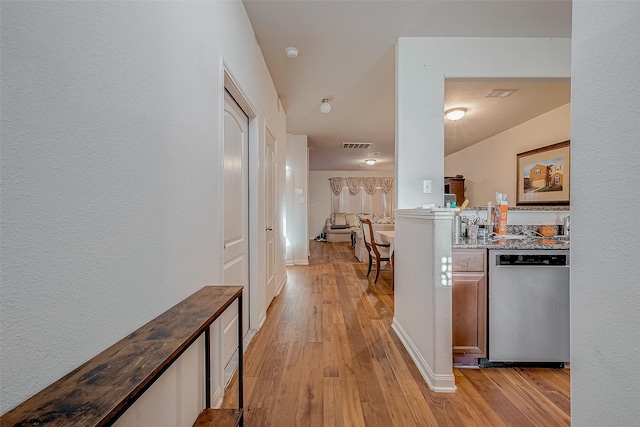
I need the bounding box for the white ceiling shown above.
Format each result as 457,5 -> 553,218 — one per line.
242,0 -> 572,171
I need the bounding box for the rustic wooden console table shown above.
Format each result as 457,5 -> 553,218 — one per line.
0,286 -> 244,427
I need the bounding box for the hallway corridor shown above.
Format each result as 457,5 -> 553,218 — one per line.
222,241 -> 570,426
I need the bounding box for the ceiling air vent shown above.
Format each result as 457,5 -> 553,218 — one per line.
342,142 -> 372,149
483,89 -> 517,98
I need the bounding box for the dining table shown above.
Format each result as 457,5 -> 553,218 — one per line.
376,229 -> 395,255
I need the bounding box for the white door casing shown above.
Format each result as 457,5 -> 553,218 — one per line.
265,127 -> 277,304
222,90 -> 250,382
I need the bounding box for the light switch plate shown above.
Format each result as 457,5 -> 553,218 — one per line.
423,180 -> 432,193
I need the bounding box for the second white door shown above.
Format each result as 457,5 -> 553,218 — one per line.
265,128 -> 276,304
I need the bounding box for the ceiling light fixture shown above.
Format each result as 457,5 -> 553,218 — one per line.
444,108 -> 467,121
365,159 -> 376,165
320,98 -> 331,114
285,47 -> 299,59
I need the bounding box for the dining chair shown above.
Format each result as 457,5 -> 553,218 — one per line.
360,218 -> 391,284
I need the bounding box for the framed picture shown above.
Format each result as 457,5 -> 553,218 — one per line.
516,140 -> 570,206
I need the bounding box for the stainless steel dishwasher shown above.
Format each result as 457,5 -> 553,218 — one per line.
487,249 -> 570,364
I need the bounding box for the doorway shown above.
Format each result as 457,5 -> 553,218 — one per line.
264,127 -> 277,303
222,89 -> 251,383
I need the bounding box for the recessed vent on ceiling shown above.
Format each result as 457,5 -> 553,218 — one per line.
342,142 -> 372,149
483,89 -> 517,98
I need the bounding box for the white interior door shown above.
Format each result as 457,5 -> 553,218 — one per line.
265,128 -> 277,303
223,90 -> 250,381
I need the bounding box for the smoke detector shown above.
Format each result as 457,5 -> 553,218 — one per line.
285,47 -> 299,59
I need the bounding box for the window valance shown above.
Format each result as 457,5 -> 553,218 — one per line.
328,176 -> 394,195
329,176 -> 395,218
329,177 -> 345,195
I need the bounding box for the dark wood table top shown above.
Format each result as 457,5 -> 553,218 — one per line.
1,285 -> 243,427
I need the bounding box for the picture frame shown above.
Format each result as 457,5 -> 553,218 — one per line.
516,140 -> 570,206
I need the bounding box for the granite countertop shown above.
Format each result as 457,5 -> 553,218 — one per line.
453,236 -> 570,250
467,206 -> 570,211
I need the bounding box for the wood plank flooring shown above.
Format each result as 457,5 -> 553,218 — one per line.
222,241 -> 570,426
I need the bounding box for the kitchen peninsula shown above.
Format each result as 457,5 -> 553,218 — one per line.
391,206 -> 570,392
451,209 -> 570,368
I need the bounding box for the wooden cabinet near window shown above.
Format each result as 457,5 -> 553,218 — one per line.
452,249 -> 486,359
444,177 -> 465,205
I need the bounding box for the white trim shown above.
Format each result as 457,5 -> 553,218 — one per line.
211,386 -> 224,409
392,318 -> 457,392
293,258 -> 310,266
276,272 -> 287,296
257,312 -> 267,330
222,62 -> 261,331
223,66 -> 258,119
221,60 -> 262,408
395,208 -> 455,221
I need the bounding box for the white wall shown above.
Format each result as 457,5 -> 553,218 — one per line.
0,1 -> 286,417
396,37 -> 571,210
285,135 -> 309,265
308,170 -> 394,238
571,2 -> 640,424
445,103 -> 571,207
395,37 -> 571,391
392,209 -> 456,392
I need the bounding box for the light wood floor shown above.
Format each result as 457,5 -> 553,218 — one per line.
222,241 -> 570,426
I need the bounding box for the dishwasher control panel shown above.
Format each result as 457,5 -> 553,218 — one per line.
497,253 -> 567,266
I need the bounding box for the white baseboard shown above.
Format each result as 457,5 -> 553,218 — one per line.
211,386 -> 224,408
391,318 -> 457,393
293,258 -> 309,266
257,311 -> 266,329
276,273 -> 287,296
223,328 -> 258,387
286,260 -> 295,266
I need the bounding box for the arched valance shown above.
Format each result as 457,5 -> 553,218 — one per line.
363,177 -> 378,194
346,177 -> 362,194
379,177 -> 394,193
329,177 -> 345,195
328,176 -> 395,218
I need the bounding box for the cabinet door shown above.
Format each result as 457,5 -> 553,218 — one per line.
452,271 -> 486,357
444,178 -> 465,205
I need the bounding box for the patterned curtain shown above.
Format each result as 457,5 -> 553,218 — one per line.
329,176 -> 395,217
346,177 -> 362,194
379,177 -> 394,193
363,177 -> 378,194
329,177 -> 345,195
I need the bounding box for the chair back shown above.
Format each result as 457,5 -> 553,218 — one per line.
361,218 -> 374,248
361,218 -> 389,258
360,218 -> 391,284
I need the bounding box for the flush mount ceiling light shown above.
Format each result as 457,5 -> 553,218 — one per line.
365,159 -> 376,165
285,46 -> 299,59
444,108 -> 467,121
320,98 -> 331,114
